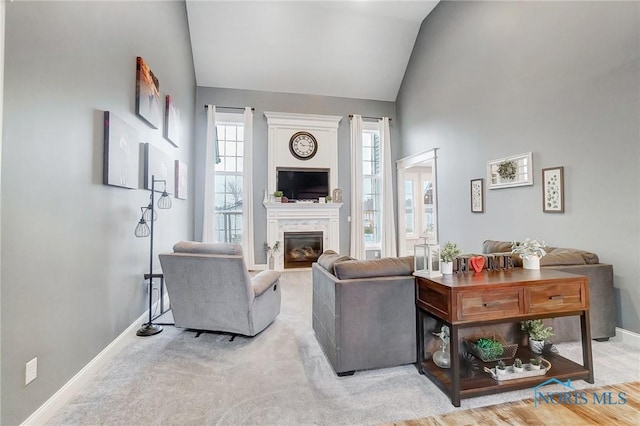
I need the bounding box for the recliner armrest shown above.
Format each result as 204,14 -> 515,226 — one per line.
252,270 -> 281,296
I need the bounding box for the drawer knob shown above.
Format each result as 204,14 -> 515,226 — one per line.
549,295 -> 564,300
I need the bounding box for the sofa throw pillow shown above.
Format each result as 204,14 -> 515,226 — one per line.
333,256 -> 414,280
317,250 -> 352,275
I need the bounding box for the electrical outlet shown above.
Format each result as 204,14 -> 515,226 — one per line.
25,357 -> 37,385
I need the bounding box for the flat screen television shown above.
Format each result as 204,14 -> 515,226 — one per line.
276,168 -> 330,201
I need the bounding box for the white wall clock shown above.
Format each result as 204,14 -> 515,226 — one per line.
289,131 -> 318,160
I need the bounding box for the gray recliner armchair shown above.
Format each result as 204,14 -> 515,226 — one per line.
159,241 -> 281,336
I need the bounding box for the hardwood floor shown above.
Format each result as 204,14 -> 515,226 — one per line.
387,381 -> 640,426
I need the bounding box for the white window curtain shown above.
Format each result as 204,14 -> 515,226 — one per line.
350,114 -> 365,259
202,104 -> 217,243
379,117 -> 397,258
242,107 -> 255,267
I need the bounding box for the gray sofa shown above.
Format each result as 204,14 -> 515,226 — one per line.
312,252 -> 417,376
159,241 -> 281,336
482,240 -> 616,342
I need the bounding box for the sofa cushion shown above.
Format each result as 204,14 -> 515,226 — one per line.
541,249 -> 587,266
333,256 -> 413,280
173,241 -> 243,256
482,240 -> 513,254
316,250 -> 352,275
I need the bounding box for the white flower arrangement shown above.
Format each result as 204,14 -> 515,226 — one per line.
511,238 -> 547,259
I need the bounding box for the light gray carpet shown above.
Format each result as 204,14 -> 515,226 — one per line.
48,271 -> 639,425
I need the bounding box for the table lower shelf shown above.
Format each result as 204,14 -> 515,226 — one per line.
418,347 -> 592,400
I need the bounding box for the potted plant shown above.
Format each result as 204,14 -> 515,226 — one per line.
529,358 -> 541,370
495,360 -> 507,376
440,242 -> 461,275
325,194 -> 332,203
513,358 -> 524,373
521,319 -> 554,353
511,238 -> 547,270
273,191 -> 283,203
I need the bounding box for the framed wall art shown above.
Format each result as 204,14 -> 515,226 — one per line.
103,111 -> 139,189
542,166 -> 564,213
135,56 -> 161,129
470,178 -> 484,213
164,95 -> 180,147
487,152 -> 533,189
143,143 -> 174,194
175,160 -> 188,200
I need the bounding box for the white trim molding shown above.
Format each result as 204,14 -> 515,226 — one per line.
20,294 -> 169,426
611,327 -> 640,350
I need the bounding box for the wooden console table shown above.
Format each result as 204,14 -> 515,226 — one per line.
415,269 -> 595,406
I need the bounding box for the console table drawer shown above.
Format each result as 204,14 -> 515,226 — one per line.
456,289 -> 522,321
525,281 -> 586,313
416,278 -> 451,319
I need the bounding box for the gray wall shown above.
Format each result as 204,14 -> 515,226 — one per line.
195,87 -> 398,262
397,1 -> 640,332
1,1 -> 195,424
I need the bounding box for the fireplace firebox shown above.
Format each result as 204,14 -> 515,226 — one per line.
284,231 -> 323,269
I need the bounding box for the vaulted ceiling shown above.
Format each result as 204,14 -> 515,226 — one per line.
186,1 -> 439,102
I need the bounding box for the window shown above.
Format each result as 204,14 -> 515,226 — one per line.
214,120 -> 244,243
362,127 -> 381,247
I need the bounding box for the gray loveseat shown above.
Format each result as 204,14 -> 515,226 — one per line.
482,240 -> 616,342
312,251 -> 416,376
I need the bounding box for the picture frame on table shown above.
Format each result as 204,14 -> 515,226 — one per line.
470,178 -> 484,213
542,166 -> 564,213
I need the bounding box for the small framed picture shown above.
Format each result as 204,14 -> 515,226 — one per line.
542,166 -> 564,213
470,178 -> 484,213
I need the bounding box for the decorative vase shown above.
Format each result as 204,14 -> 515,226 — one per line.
529,337 -> 545,354
263,190 -> 269,204
523,255 -> 540,270
268,254 -> 275,270
441,261 -> 453,275
432,343 -> 451,369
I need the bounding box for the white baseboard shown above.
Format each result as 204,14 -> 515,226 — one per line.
21,295 -> 169,426
611,327 -> 640,350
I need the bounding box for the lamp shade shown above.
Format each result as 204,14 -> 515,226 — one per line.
134,219 -> 150,237
157,191 -> 172,209
142,205 -> 157,222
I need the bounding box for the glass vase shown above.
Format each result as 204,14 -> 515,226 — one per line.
433,342 -> 451,369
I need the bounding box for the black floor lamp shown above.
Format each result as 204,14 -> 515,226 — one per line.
134,175 -> 172,337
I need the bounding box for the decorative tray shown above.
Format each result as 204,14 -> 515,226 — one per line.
484,359 -> 551,381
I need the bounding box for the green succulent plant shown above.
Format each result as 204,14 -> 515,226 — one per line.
521,319 -> 554,341
475,338 -> 504,360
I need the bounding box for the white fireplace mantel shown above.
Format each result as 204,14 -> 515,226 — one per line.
264,202 -> 343,270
